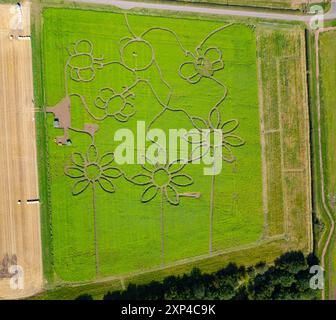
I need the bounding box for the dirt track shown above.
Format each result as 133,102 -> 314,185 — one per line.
73,0 -> 336,22
314,26 -> 336,300
0,2 -> 42,299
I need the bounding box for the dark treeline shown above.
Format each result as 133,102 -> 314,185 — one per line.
76,251 -> 319,300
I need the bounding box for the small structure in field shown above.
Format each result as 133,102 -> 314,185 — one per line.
26,199 -> 40,204
53,118 -> 60,128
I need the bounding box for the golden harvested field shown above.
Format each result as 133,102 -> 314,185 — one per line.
0,2 -> 42,299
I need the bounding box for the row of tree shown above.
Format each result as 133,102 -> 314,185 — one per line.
77,251 -> 319,300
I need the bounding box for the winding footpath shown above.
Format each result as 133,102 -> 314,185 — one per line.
314,27 -> 336,300
72,0 -> 336,299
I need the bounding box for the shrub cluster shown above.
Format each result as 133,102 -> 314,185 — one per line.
76,251 -> 319,300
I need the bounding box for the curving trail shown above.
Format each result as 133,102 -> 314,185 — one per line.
314,27 -> 336,300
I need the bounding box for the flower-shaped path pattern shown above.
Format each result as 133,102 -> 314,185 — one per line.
179,47 -> 224,84
130,160 -> 193,205
94,88 -> 136,122
67,40 -> 104,82
186,108 -> 245,163
65,144 -> 122,195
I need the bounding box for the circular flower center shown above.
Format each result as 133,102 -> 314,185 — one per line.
121,39 -> 153,71
85,163 -> 101,181
196,57 -> 213,77
153,168 -> 170,187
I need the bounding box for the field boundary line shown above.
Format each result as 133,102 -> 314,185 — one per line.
314,26 -> 336,253
314,27 -> 336,300
256,31 -> 269,239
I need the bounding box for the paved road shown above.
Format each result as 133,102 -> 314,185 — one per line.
73,0 -> 336,22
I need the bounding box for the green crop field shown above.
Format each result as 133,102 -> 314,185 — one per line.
38,7 -> 312,285
318,29 -> 336,299
319,31 -> 336,210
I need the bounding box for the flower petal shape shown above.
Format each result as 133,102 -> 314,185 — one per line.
130,173 -> 152,186
141,185 -> 158,203
72,178 -> 90,195
212,59 -> 224,72
190,143 -> 209,162
141,157 -> 157,173
94,96 -> 106,109
65,166 -> 84,178
71,152 -> 85,167
69,54 -> 92,69
78,67 -> 95,82
164,185 -> 179,205
114,112 -> 129,122
98,177 -> 115,193
86,144 -> 98,163
223,134 -> 245,147
121,102 -> 136,117
100,152 -> 114,167
221,144 -> 236,163
106,95 -> 125,116
75,39 -> 93,54
103,167 -> 122,179
186,72 -> 202,84
99,88 -> 115,102
183,129 -> 205,145
209,108 -> 221,129
221,119 -> 239,134
203,47 -> 222,63
191,116 -> 208,131
167,160 -> 186,174
70,67 -> 80,82
179,61 -> 197,81
171,174 -> 193,187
